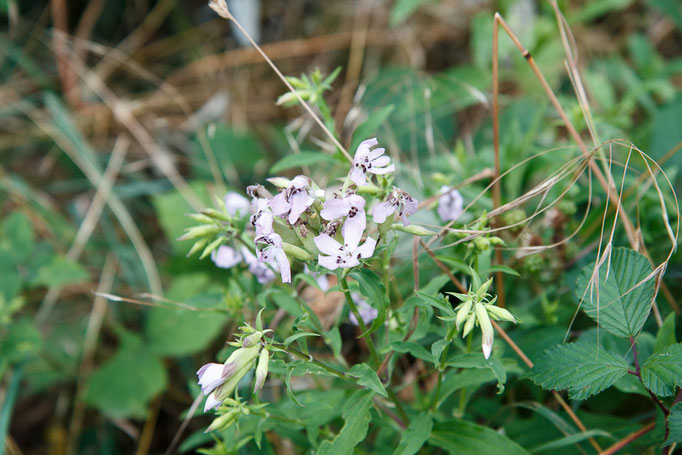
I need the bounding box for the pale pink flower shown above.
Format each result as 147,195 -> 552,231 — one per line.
255,233 -> 291,283
224,192 -> 250,217
320,194 -> 367,249
314,232 -> 376,270
438,185 -> 463,222
349,138 -> 395,186
269,176 -> 315,224
242,247 -> 277,284
348,295 -> 378,326
210,245 -> 242,269
372,188 -> 418,225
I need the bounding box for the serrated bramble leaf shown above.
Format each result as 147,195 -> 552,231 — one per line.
575,247 -> 655,337
529,341 -> 629,399
350,363 -> 387,398
640,343 -> 682,397
664,402 -> 682,446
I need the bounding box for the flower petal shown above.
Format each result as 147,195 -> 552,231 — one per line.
204,392 -> 223,412
314,234 -> 342,255
320,198 -> 350,220
367,163 -> 395,175
372,201 -> 396,224
224,192 -> 250,217
355,236 -> 376,259
369,155 -> 391,168
367,147 -> 386,161
197,363 -> 225,395
254,212 -> 274,236
342,212 -> 366,251
349,167 -> 367,186
318,254 -> 340,270
274,249 -> 291,283
269,192 -> 290,216
354,138 -> 378,159
211,246 -> 242,269
288,191 -> 313,224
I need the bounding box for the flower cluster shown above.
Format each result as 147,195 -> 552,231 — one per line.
185,137 -> 433,285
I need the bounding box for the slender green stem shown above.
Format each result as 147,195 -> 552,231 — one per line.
0,364 -> 23,455
339,276 -> 381,368
270,342 -> 350,380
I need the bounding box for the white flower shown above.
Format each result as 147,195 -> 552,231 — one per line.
242,247 -> 277,284
349,138 -> 395,186
249,196 -> 274,237
196,363 -> 225,395
348,295 -> 378,326
256,233 -> 291,283
269,175 -> 315,224
438,185 -> 463,222
211,245 -> 243,269
224,192 -> 250,217
320,194 -> 367,249
314,232 -> 376,270
372,187 -> 418,225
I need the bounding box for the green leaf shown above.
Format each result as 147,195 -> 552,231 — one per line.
85,333 -> 167,418
530,430 -> 612,453
349,269 -> 389,308
1,212 -> 34,264
415,290 -> 455,316
381,341 -> 432,362
664,402 -> 682,446
283,332 -> 320,346
640,343 -> 682,396
145,275 -> 228,357
317,390 -> 374,455
431,339 -> 449,365
395,413 -> 433,455
529,341 -> 629,399
654,313 -> 676,352
269,152 -> 338,173
30,255 -> 89,287
0,318 -> 42,373
445,353 -> 507,393
389,0 -> 436,26
429,420 -> 531,454
575,247 -> 655,337
349,363 -> 387,398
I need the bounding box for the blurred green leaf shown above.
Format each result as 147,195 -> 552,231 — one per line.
389,0 -> 436,26
349,105 -> 395,153
665,402 -> 682,446
30,255 -> 89,288
0,318 -> 42,374
269,152 -> 337,173
317,390 -> 374,455
145,274 -> 228,357
0,212 -> 34,264
654,313 -> 677,352
396,413 -> 433,455
85,333 -> 167,418
445,352 -> 507,393
430,420 -> 531,454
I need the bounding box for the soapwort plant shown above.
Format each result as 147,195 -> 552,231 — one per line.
169,1 -> 681,454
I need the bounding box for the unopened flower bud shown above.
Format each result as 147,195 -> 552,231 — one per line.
462,312 -> 477,338
282,242 -> 312,261
485,304 -> 517,323
254,349 -> 270,393
455,300 -> 473,331
475,302 -> 494,359
391,224 -> 437,236
206,409 -> 239,432
266,177 -> 291,188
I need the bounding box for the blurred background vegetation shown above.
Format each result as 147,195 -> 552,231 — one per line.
0,0 -> 680,453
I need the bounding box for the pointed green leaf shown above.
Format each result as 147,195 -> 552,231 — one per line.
283,332 -> 320,346
640,343 -> 682,396
381,341 -> 432,362
654,313 -> 676,352
445,352 -> 507,393
415,290 -> 455,316
575,248 -> 655,337
429,420 -> 531,454
529,341 -> 629,399
317,390 -> 374,455
395,413 -> 433,455
349,363 -> 387,398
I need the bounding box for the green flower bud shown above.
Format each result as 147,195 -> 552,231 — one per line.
282,242 -> 313,261
216,342 -> 261,401
475,302 -> 494,359
391,224 -> 437,236
462,312 -> 477,338
485,304 -> 517,323
455,299 -> 473,331
254,349 -> 270,393
266,177 -> 291,188
206,409 -> 239,432
178,225 -> 220,241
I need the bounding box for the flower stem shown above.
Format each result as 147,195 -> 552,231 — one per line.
270,342 -> 350,380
